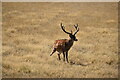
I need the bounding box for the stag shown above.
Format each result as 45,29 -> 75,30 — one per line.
50,23 -> 79,63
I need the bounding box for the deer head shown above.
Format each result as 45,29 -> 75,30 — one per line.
61,23 -> 79,41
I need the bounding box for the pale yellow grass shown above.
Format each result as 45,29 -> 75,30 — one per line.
2,2 -> 118,78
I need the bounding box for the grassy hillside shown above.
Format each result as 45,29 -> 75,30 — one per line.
2,2 -> 118,78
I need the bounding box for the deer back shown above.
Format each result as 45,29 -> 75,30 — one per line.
54,39 -> 74,52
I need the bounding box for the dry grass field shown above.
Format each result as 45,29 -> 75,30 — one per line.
2,2 -> 118,78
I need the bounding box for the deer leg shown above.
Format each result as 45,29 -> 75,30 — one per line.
50,48 -> 56,56
58,53 -> 61,60
66,51 -> 69,63
63,52 -> 65,61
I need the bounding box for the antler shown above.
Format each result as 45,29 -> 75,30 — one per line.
73,24 -> 79,35
61,23 -> 71,34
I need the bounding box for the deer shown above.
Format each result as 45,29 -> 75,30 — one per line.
50,23 -> 79,63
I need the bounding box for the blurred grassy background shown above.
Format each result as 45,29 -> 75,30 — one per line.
2,2 -> 118,78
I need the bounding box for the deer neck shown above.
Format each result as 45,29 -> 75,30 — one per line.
68,38 -> 74,44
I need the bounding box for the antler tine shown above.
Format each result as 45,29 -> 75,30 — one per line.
74,24 -> 78,28
60,23 -> 71,34
73,24 -> 79,35
61,23 -> 64,27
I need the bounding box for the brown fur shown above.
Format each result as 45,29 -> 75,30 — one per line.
54,39 -> 74,52
50,38 -> 75,63
50,23 -> 79,63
